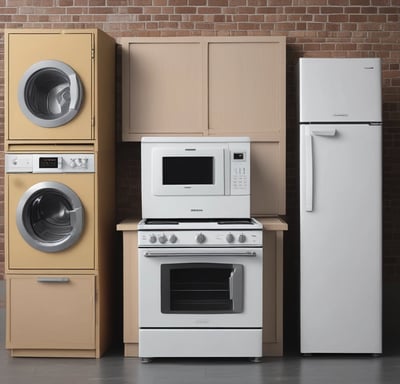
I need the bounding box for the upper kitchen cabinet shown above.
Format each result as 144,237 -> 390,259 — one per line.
120,36 -> 286,142
121,39 -> 205,141
208,37 -> 285,141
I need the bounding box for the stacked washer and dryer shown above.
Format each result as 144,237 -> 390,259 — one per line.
4,29 -> 116,358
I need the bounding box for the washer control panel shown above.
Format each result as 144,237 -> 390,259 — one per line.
5,153 -> 95,173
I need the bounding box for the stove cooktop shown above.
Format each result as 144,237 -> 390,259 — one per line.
139,218 -> 263,230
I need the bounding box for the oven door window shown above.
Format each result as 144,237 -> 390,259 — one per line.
161,263 -> 243,314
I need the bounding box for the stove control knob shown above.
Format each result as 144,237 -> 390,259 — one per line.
149,234 -> 157,244
158,234 -> 168,244
226,233 -> 235,243
169,234 -> 178,244
238,234 -> 247,243
196,233 -> 206,244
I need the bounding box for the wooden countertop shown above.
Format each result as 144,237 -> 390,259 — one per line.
116,217 -> 288,232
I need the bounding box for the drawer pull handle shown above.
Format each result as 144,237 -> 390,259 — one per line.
37,277 -> 70,283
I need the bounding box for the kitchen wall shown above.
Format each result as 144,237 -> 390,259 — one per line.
0,0 -> 399,351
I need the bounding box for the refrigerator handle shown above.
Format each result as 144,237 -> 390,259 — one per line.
305,127 -> 337,212
305,128 -> 314,212
311,127 -> 336,137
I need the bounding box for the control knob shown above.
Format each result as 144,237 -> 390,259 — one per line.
238,234 -> 247,243
158,234 -> 168,244
196,233 -> 206,244
226,233 -> 235,243
149,234 -> 157,244
169,234 -> 178,244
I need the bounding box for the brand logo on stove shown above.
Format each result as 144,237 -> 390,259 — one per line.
191,208 -> 204,212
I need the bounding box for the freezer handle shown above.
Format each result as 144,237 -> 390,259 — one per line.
311,127 -> 336,137
305,127 -> 336,212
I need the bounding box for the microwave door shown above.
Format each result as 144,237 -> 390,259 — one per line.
152,148 -> 225,196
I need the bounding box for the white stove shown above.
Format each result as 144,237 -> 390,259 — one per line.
137,218 -> 263,362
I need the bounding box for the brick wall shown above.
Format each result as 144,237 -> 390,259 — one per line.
0,2 -> 399,346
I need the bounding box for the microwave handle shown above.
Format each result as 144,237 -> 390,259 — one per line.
143,251 -> 257,258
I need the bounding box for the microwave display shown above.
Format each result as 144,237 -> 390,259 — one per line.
163,156 -> 213,185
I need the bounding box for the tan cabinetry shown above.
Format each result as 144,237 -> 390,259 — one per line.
117,217 -> 287,357
207,40 -> 285,141
122,40 -> 204,139
6,275 -> 96,357
4,29 -> 116,358
121,36 -> 286,216
259,218 -> 287,356
117,221 -> 139,356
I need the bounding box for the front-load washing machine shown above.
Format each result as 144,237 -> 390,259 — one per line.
5,153 -> 95,270
5,29 -> 115,142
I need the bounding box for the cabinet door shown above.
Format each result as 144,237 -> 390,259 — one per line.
122,39 -> 204,141
7,275 -> 95,350
208,38 -> 285,140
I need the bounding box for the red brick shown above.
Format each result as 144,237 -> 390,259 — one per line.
175,6 -> 194,13
238,22 -> 260,30
198,7 -> 221,14
328,14 -> 349,22
208,0 -> 228,6
168,0 -> 187,4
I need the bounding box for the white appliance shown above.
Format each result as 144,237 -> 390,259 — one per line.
299,58 -> 382,354
141,137 -> 250,219
137,218 -> 263,361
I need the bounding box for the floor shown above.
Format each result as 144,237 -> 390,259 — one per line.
1,280 -> 400,384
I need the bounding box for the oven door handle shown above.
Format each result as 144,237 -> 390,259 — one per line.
229,265 -> 244,313
143,251 -> 258,258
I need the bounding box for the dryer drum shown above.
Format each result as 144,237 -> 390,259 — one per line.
18,60 -> 83,128
16,181 -> 85,253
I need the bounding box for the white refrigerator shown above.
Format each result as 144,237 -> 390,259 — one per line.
299,58 -> 382,354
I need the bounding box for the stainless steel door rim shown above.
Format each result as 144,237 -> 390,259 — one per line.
16,181 -> 84,253
18,60 -> 83,128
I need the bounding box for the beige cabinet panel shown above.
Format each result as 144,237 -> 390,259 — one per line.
7,274 -> 96,350
208,39 -> 285,140
122,40 -> 204,141
259,218 -> 286,357
251,142 -> 285,216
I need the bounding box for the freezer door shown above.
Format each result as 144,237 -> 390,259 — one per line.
300,123 -> 382,353
299,58 -> 381,123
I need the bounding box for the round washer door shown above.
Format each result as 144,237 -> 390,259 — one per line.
16,181 -> 84,253
18,60 -> 83,128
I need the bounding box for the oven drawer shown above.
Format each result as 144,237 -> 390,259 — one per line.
139,248 -> 262,328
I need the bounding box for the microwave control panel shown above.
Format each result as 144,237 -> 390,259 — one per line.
230,149 -> 250,195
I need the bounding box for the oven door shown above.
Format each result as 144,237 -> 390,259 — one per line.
139,248 -> 262,328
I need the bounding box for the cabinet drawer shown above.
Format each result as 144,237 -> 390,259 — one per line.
7,275 -> 95,350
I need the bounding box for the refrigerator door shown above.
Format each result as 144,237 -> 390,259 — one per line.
300,123 -> 382,353
299,58 -> 381,123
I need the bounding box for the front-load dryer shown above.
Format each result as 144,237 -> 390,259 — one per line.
5,29 -> 115,142
5,153 -> 95,270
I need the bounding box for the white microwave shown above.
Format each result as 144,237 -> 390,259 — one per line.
141,137 -> 250,219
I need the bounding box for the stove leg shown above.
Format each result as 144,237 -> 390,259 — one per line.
249,357 -> 262,363
140,357 -> 153,363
